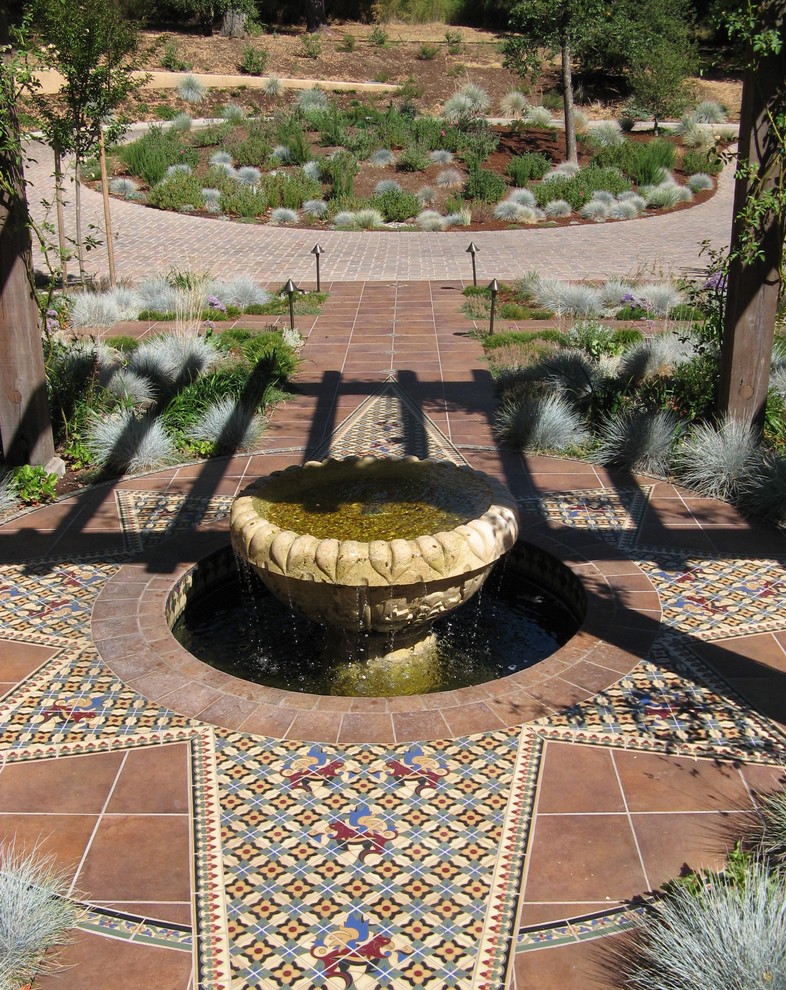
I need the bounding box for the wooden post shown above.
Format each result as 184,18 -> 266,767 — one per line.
0,44 -> 55,465
99,129 -> 116,287
718,27 -> 785,430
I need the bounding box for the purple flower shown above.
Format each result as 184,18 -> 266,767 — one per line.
46,317 -> 58,332
206,294 -> 226,313
621,292 -> 636,304
46,309 -> 58,317
704,271 -> 727,293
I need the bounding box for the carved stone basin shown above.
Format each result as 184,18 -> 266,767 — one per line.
229,456 -> 520,658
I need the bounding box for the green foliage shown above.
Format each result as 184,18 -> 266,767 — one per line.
396,144 -> 431,172
464,165 -> 507,203
639,351 -> 720,420
417,44 -> 440,60
682,149 -> 723,176
261,171 -> 322,209
161,41 -> 192,72
369,26 -> 389,47
239,44 -> 268,75
147,171 -> 204,211
507,152 -> 552,185
444,29 -> 463,54
191,123 -> 231,147
11,465 -> 58,504
373,188 -> 421,221
154,105 -> 177,121
118,127 -> 200,186
321,151 -> 359,198
591,138 -> 676,185
105,334 -> 139,352
300,33 -> 322,58
532,167 -> 632,209
338,34 -> 356,52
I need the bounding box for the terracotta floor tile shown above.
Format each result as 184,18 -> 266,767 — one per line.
692,634 -> 786,676
106,744 -> 190,815
613,751 -> 754,813
513,933 -> 621,990
0,813 -> 98,878
0,751 -> 124,814
77,815 -> 191,903
631,810 -> 750,890
34,931 -> 193,990
0,638 -> 58,680
537,743 -> 625,814
524,814 -> 646,903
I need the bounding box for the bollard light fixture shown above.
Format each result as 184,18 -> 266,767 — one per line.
466,241 -> 479,287
488,278 -> 499,335
284,278 -> 299,331
310,243 -> 324,292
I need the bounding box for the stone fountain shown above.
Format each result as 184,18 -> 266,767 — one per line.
230,456 -> 520,662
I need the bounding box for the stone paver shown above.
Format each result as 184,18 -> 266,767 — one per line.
25,138 -> 734,283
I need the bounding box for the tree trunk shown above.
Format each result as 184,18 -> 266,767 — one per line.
561,40 -> 577,164
304,0 -> 328,33
0,100 -> 55,465
99,131 -> 116,287
221,9 -> 248,38
718,37 -> 785,430
73,158 -> 87,285
53,146 -> 69,286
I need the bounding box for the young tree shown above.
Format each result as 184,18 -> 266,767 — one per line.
30,0 -> 146,284
626,0 -> 697,132
504,0 -> 622,163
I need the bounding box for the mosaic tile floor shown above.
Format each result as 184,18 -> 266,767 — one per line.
1,378 -> 786,990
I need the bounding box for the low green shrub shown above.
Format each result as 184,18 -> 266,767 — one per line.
321,151 -> 359,198
396,144 -> 431,172
682,149 -> 723,175
105,335 -> 140,352
591,138 -> 676,186
12,465 -> 58,504
533,167 -> 632,210
118,127 -> 200,186
161,41 -> 192,72
191,123 -> 231,148
464,165 -> 507,203
300,33 -> 322,58
239,44 -> 268,75
372,188 -> 421,222
147,172 -> 204,211
369,26 -> 388,47
507,153 -> 551,185
219,183 -> 270,218
417,43 -> 439,60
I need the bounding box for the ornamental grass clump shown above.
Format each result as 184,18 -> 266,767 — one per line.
508,188 -> 537,207
416,210 -> 446,231
263,76 -> 282,97
177,75 -> 206,104
165,163 -> 193,178
270,207 -> 299,225
296,87 -> 328,112
374,179 -> 401,195
587,121 -> 624,147
436,168 -> 462,189
107,368 -> 157,406
580,199 -> 608,221
188,397 -> 266,454
109,177 -> 138,198
620,858 -> 786,990
644,182 -> 693,209
69,288 -> 138,328
220,102 -> 246,124
87,410 -> 177,473
128,335 -> 216,392
607,199 -> 640,220
499,90 -> 528,117
675,416 -> 761,502
640,282 -> 684,316
136,276 -> 179,314
620,333 -> 698,381
687,173 -> 714,192
692,100 -> 727,124
738,453 -> 786,528
494,393 -> 589,452
210,276 -> 270,309
544,199 -> 572,218
523,105 -> 555,128
0,843 -> 77,988
170,113 -> 192,132
593,409 -> 682,475
429,149 -> 453,165
369,149 -> 395,168
354,208 -> 384,230
416,185 -> 436,206
303,198 -> 328,217
237,166 -> 261,186
209,150 -> 233,167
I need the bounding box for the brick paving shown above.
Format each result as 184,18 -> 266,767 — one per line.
25,139 -> 734,284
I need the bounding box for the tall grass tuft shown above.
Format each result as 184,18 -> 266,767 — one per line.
107,369 -> 157,406
302,198 -> 328,217
523,105 -> 555,128
416,185 -> 436,206
544,199 -> 572,218
370,149 -> 395,168
436,168 -> 462,188
587,121 -> 624,147
177,75 -> 206,104
416,210 -> 446,231
220,102 -> 246,124
621,858 -> 786,990
263,76 -> 282,97
644,182 -> 693,209
188,397 -> 266,453
210,276 -> 270,309
270,207 -> 299,225
620,333 -> 698,380
692,100 -> 727,124
499,91 -> 528,117
88,411 -> 177,473
640,282 -> 684,316
494,393 -> 589,452
759,788 -> 786,864
374,179 -> 402,195
170,113 -> 192,132
593,409 -> 681,475
429,149 -> 453,165
676,416 -> 761,502
739,453 -> 786,527
237,166 -> 261,186
128,335 -> 216,390
508,188 -> 537,207
687,172 -> 714,192
296,87 -> 328,112
0,843 -> 77,987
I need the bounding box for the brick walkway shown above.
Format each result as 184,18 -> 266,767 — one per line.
25,140 -> 734,284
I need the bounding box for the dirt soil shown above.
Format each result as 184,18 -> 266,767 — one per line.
135,25 -> 742,121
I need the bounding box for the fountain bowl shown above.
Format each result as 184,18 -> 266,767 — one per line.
230,456 -> 520,654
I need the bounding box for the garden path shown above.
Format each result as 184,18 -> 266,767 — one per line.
24,137 -> 734,285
